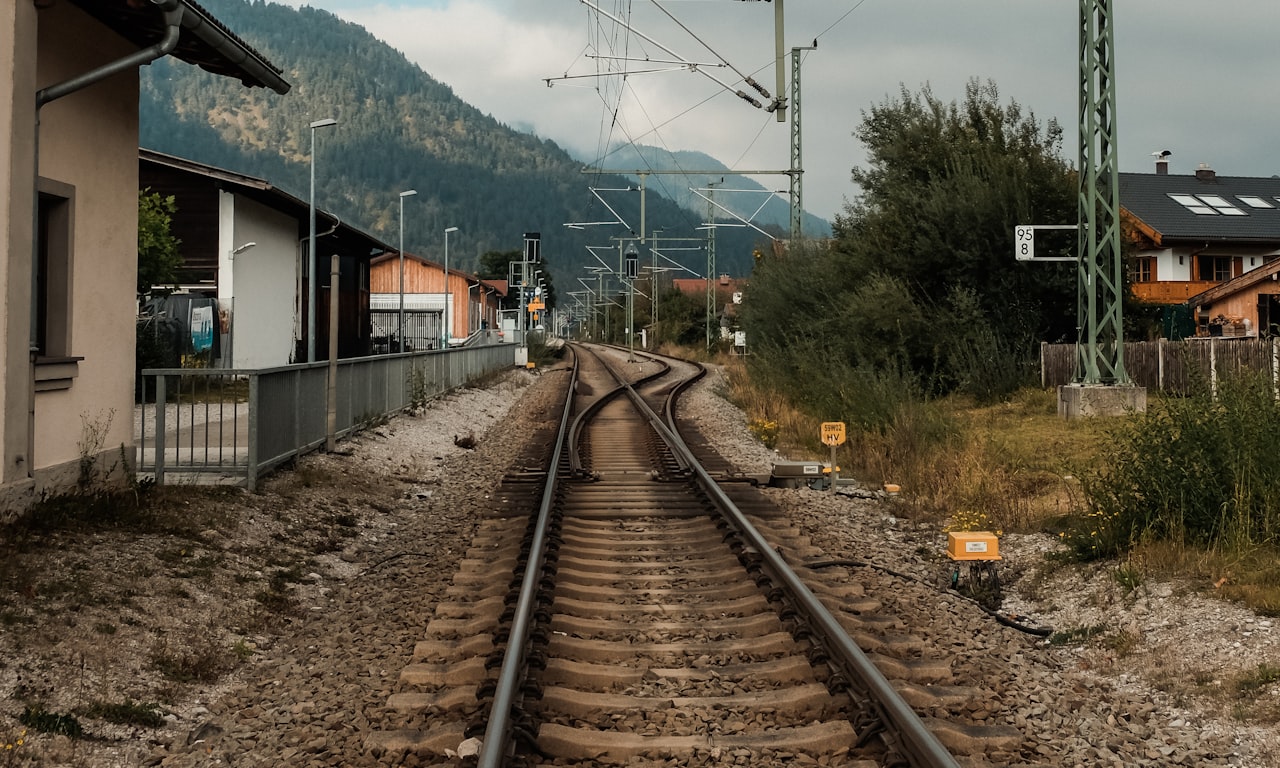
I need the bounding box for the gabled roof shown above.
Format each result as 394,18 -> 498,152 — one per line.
1121,171 -> 1280,246
1188,258 -> 1280,307
68,0 -> 289,94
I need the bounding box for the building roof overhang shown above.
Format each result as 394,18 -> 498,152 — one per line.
67,0 -> 290,94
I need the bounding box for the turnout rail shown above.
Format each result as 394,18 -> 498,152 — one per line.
368,344 -> 968,766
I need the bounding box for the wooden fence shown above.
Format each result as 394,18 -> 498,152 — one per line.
1041,338 -> 1280,393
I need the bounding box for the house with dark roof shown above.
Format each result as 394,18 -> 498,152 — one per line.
1,0 -> 287,517
1122,166 -> 1280,319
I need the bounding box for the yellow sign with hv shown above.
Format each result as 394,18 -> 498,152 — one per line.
820,421 -> 846,446
527,299 -> 545,311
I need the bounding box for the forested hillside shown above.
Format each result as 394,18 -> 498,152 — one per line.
139,0 -> 784,282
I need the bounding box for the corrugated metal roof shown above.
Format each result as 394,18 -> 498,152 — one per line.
1121,171 -> 1280,244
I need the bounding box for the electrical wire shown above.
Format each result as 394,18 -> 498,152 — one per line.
804,557 -> 1054,637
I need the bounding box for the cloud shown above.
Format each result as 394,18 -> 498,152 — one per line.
278,0 -> 1280,219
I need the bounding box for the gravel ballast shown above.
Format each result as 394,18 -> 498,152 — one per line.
1,360 -> 1278,766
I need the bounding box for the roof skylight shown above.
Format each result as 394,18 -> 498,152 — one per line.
1197,194 -> 1247,215
1168,193 -> 1249,215
1169,194 -> 1217,215
1238,195 -> 1274,209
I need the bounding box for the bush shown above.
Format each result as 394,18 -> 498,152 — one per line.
1071,371 -> 1280,559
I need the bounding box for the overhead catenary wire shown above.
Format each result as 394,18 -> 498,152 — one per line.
573,0 -> 877,240
574,0 -> 766,109
648,0 -> 771,100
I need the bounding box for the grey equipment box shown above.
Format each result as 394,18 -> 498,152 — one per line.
769,460 -> 827,489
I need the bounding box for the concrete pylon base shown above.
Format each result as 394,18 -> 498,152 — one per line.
1057,384 -> 1147,419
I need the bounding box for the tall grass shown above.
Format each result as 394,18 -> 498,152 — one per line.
721,353 -> 1103,530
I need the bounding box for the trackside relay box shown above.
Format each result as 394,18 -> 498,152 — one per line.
946,531 -> 1000,561
769,461 -> 825,489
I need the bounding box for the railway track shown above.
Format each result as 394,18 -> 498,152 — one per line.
367,344 -> 1021,766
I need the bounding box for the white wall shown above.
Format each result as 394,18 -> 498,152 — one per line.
1156,248 -> 1190,282
220,193 -> 300,369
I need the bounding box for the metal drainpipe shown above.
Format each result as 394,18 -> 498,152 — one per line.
29,0 -> 184,477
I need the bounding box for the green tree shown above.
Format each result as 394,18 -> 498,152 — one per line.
137,188 -> 182,296
744,80 -> 1076,409
478,249 -> 520,280
835,79 -> 1077,352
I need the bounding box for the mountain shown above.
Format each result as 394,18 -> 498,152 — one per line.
138,0 -> 784,286
591,145 -> 832,239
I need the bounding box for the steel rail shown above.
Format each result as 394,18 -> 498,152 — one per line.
476,347 -> 579,768
566,349 -> 671,474
631,353 -> 963,768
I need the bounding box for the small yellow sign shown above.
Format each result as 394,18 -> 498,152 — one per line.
527,299 -> 545,311
820,421 -> 846,446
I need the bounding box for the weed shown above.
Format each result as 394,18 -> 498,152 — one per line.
150,633 -> 236,684
1,727 -> 26,765
231,639 -> 255,661
19,706 -> 82,738
76,409 -> 116,490
251,566 -> 304,617
747,418 -> 779,449
0,611 -> 33,628
1114,564 -> 1143,595
1235,663 -> 1280,695
92,622 -> 117,636
1047,624 -> 1107,646
407,364 -> 430,412
945,509 -> 1002,536
78,700 -> 164,728
1103,627 -> 1142,657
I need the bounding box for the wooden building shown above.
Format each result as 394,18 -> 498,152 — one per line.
369,254 -> 503,350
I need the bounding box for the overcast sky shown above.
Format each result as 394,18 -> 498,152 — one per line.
281,0 -> 1280,223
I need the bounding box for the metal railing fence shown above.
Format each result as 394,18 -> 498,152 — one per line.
138,343 -> 516,490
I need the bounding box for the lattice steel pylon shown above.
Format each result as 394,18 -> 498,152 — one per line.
706,181 -> 719,351
1075,0 -> 1129,385
789,45 -> 805,242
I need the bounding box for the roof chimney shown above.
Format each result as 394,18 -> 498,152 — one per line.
719,274 -> 730,286
1152,149 -> 1171,175
1195,163 -> 1217,182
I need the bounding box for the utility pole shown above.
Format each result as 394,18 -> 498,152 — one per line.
705,180 -> 721,352
789,42 -> 815,242
773,0 -> 786,122
1061,0 -> 1145,417
1075,0 -> 1126,386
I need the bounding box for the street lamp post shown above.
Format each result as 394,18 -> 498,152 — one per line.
307,117 -> 337,363
398,190 -> 417,353
443,226 -> 458,348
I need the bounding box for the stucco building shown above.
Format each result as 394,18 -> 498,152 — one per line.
0,0 -> 287,517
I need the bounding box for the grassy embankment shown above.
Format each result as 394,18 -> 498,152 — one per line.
713,353 -> 1280,620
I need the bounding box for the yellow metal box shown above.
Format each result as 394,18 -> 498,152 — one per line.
947,531 -> 1000,561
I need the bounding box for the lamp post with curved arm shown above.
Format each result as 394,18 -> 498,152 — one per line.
397,190 -> 417,352
307,117 -> 336,363
443,226 -> 458,348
